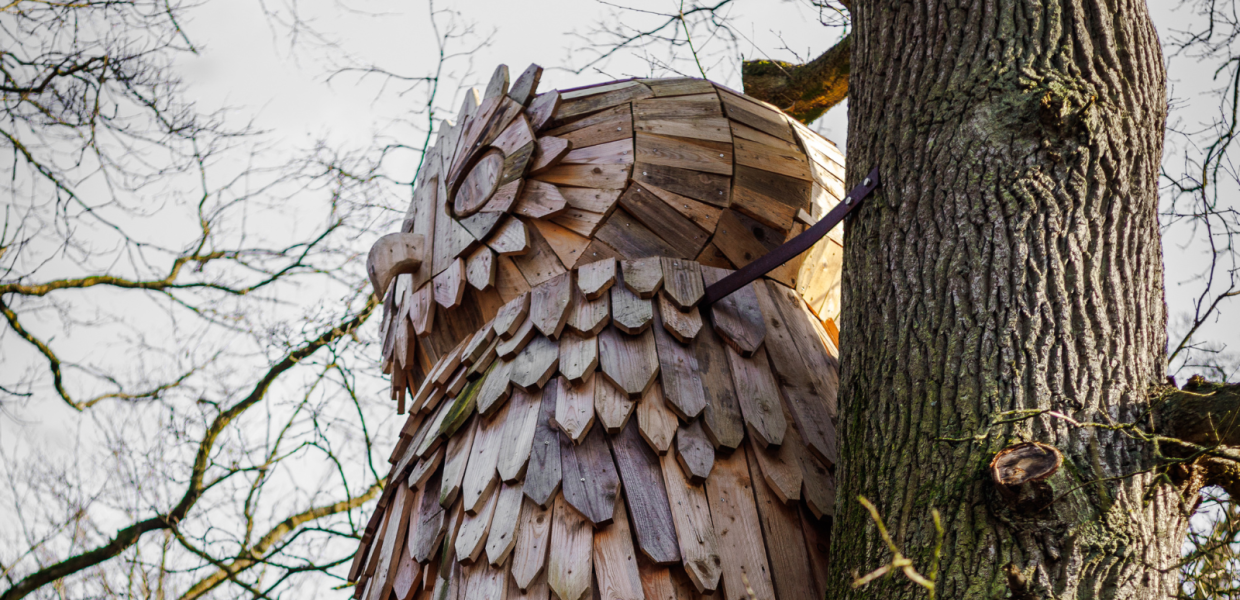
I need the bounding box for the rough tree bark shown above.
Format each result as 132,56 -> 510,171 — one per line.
830,1 -> 1184,598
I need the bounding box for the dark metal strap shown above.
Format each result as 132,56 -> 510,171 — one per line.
703,166 -> 880,305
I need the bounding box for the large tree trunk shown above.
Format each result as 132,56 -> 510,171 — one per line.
832,1 -> 1182,598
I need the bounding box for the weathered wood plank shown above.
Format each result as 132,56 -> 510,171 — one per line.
733,137 -> 813,181
373,484 -> 416,600
608,418 -> 680,566
497,387 -> 542,482
620,257 -> 663,299
592,496 -> 645,600
659,451 -> 721,594
497,317 -> 536,360
749,404 -> 801,504
461,400 -> 509,514
493,115 -> 536,157
716,87 -> 795,143
639,77 -> 715,97
593,375 -> 636,435
545,104 -> 632,148
462,324 -> 497,369
743,441 -> 817,600
529,272 -> 573,339
511,496 -> 554,591
594,208 -> 681,261
529,219 -> 591,270
527,91 -> 560,131
523,383 -> 563,508
799,442 -> 836,519
566,282 -> 610,337
563,138 -> 634,165
730,164 -> 811,232
561,188 -> 623,214
509,64 -> 543,106
704,445 -> 776,600
656,293 -> 702,343
674,419 -> 714,484
455,477 -> 501,563
764,280 -> 840,423
496,257 -> 532,304
513,180 -> 568,219
725,345 -> 787,449
529,136 -> 572,176
552,374 -> 596,443
553,81 -> 652,124
616,185 -> 710,260
650,307 -> 706,420
699,266 -> 766,356
511,222 -> 568,287
466,245 -> 497,291
476,359 -> 515,418
533,163 -> 632,190
691,322 -> 745,451
558,331 -> 599,385
609,265 -> 653,335
752,281 -> 838,465
559,420 -> 621,526
486,216 -> 532,256
494,292 -> 530,341
635,381 -> 677,455
658,258 -> 704,309
634,131 -> 732,176
484,481 -> 526,567
597,325 -> 659,399
632,162 -> 730,207
434,258 -> 467,309
411,468 -> 447,562
511,334 -> 559,392
635,181 -> 722,233
799,503 -> 831,598
409,283 -> 436,337
440,416 -> 478,508
548,492 -> 595,600
409,444 -> 444,491
550,207 -> 608,238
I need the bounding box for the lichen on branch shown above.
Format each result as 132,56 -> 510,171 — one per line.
741,34 -> 850,124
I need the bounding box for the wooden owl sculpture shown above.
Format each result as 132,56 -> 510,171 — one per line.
356,63 -> 847,600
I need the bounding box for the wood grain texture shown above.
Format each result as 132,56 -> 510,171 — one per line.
497,387 -> 542,482
799,503 -> 831,598
497,317 -> 536,360
526,90 -> 560,131
609,418 -> 680,566
592,497 -> 645,600
482,179 -> 522,214
459,209 -> 505,243
462,324 -> 496,369
716,87 -> 795,143
594,207 -> 681,261
440,416 -> 478,508
566,283 -> 610,337
548,492 -> 594,600
552,375 -> 596,443
493,115 -> 535,156
691,322 -> 744,451
476,359 -> 515,418
559,418 -> 621,527
411,468 -> 447,563
575,239 -> 624,271
408,445 -> 444,491
635,381 -> 677,455
634,180 -> 722,234
533,164 -> 631,190
522,383 -> 563,508
493,292 -> 530,341
752,281 -> 838,465
616,186 -> 710,260
553,80 -> 651,124
546,104 -> 632,150
410,284 -> 436,336
734,137 -> 812,181
634,131 -> 732,176
609,265 -> 653,335
650,307 -> 706,420
700,266 -> 766,356
656,293 -> 702,343
704,446 -> 776,600
764,280 -> 840,422
513,180 -> 568,219
484,481 -> 526,567
486,216 -> 531,256
529,136 -> 572,176
463,561 -> 507,600
710,209 -> 796,286
563,138 -> 634,165
558,330 -> 599,385
659,451 -> 721,594
461,399 -> 508,514
639,77 -> 715,97
799,442 -> 836,519
726,345 -> 787,449
511,497 -> 554,591
550,207 -> 608,239
597,326 -> 659,400
529,272 -> 572,339
561,188 -> 623,214
632,162 -> 730,208
529,219 -> 591,270
749,411 -> 802,505
511,222 -> 568,287
455,478 -> 501,563
730,164 -> 811,232
620,257 -> 663,299
674,419 -> 714,484
576,258 -> 616,300
593,374 -> 635,435
743,440 -> 817,600
373,485 -> 417,600
510,334 -> 559,392
657,258 -> 704,309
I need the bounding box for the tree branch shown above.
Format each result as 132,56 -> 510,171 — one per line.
741,33 -> 850,124
0,296 -> 379,600
1158,377 -> 1240,447
178,480 -> 382,600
